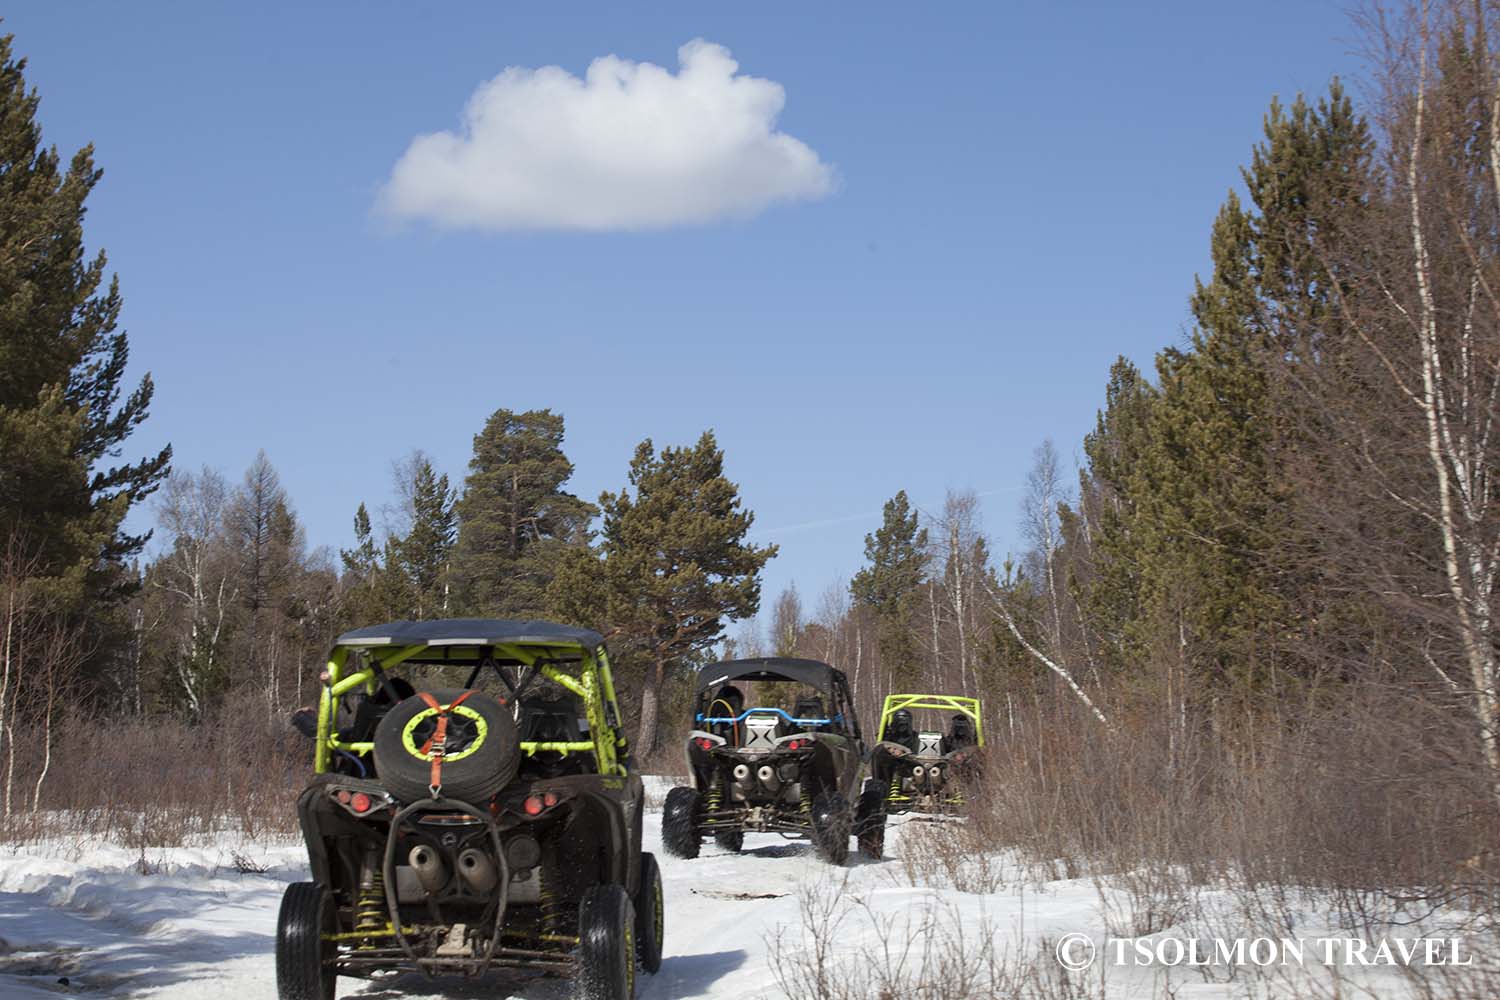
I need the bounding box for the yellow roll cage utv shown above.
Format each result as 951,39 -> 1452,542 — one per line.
875,693 -> 983,813
876,693 -> 984,745
314,624 -> 629,778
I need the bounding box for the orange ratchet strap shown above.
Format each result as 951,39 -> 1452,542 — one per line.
417,690 -> 476,797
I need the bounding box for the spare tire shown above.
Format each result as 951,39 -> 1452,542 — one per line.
372,688 -> 519,805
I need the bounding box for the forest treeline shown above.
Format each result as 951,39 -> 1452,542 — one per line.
2,3 -> 1500,901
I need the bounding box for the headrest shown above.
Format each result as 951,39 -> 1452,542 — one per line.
793,696 -> 824,718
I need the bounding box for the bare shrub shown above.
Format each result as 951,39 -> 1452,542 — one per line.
229,849 -> 270,875
989,681 -> 1490,874
768,877 -> 1106,1000
132,846 -> 163,876
0,685 -> 306,845
1093,861 -> 1196,938
1400,929 -> 1500,1000
892,816 -> 1012,895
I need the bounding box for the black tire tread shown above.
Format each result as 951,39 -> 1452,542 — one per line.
275,881 -> 335,1000
811,790 -> 850,866
577,882 -> 636,1000
633,852 -> 665,974
661,786 -> 701,859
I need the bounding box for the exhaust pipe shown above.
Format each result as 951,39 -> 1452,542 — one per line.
928,766 -> 943,785
912,764 -> 925,778
457,848 -> 499,893
756,764 -> 778,786
733,763 -> 751,782
408,844 -> 448,893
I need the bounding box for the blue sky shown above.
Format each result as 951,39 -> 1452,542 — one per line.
7,2 -> 1359,619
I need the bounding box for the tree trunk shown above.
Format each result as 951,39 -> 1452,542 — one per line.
636,658 -> 666,758
2,659 -> 15,819
0,588 -> 12,796
30,688 -> 52,813
927,584 -> 940,683
1405,37 -> 1500,807
988,582 -> 1111,728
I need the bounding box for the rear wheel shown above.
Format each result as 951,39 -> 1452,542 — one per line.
855,778 -> 887,860
810,790 -> 850,865
275,882 -> 335,1000
712,829 -> 744,853
661,786 -> 701,859
633,852 -> 664,974
577,883 -> 636,1000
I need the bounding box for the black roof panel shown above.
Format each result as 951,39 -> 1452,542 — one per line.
335,618 -> 604,650
695,657 -> 843,693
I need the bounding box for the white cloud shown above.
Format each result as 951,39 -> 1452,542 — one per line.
378,40 -> 835,232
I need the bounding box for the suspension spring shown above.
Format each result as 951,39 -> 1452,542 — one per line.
355,856 -> 386,943
538,869 -> 564,937
800,783 -> 812,815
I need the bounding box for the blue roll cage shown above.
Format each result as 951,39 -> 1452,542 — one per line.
696,706 -> 838,726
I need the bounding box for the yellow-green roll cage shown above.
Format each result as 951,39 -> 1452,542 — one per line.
314,638 -> 629,777
876,693 -> 984,746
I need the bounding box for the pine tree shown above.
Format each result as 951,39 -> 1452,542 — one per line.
1076,358 -> 1157,669
340,504 -> 379,591
228,451 -> 296,669
1084,86 -> 1372,695
549,431 -> 776,757
395,460 -> 457,618
0,34 -> 169,610
453,408 -> 594,618
338,462 -> 453,627
850,491 -> 928,690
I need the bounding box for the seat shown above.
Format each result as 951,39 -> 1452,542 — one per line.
942,715 -> 976,754
792,696 -> 826,733
707,687 -> 744,746
519,698 -> 591,777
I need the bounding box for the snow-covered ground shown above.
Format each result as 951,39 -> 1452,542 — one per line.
0,782 -> 1486,998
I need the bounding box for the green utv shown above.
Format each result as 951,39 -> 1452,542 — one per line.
861,694 -> 984,851
661,657 -> 869,865
278,619 -> 663,1000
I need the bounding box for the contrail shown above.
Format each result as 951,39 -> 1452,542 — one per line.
749,486 -> 1024,538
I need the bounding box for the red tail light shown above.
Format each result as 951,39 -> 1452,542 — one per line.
336,790 -> 351,805
543,791 -> 559,808
524,795 -> 544,816
350,792 -> 372,813
785,739 -> 808,750
694,737 -> 714,750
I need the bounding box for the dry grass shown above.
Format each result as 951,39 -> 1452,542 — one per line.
864,678 -> 1500,1000
891,816 -> 1012,896
0,688 -> 305,846
768,876 -> 1107,1000
969,683 -> 1500,913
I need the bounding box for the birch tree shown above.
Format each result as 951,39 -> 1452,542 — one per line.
154,468 -> 238,718
994,445 -> 1111,726
933,489 -> 992,694
1289,0 -> 1500,804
